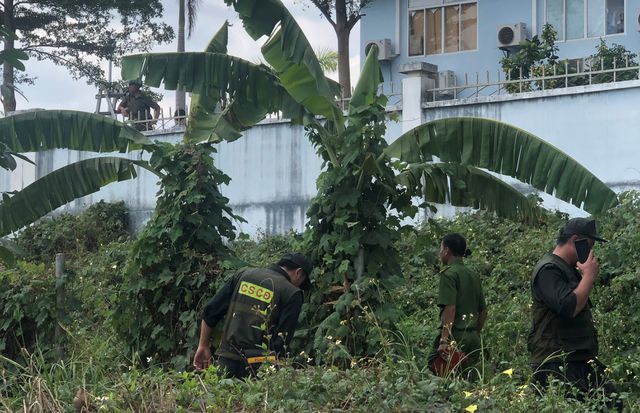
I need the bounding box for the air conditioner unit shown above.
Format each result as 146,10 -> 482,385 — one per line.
497,23 -> 527,48
364,38 -> 396,60
435,70 -> 456,100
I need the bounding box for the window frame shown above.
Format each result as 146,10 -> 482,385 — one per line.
408,0 -> 478,57
544,0 -> 626,42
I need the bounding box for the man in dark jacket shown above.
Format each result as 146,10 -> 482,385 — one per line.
192,252 -> 312,379
528,218 -> 620,410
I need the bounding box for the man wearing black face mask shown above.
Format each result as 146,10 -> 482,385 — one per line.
528,218 -> 621,410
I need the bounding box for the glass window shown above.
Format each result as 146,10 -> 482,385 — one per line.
460,3 -> 477,50
567,0 -> 585,39
587,0 -> 605,37
426,8 -> 443,54
546,0 -> 564,40
606,0 -> 624,34
409,0 -> 440,7
547,0 -> 624,40
411,1 -> 476,55
444,5 -> 460,52
409,10 -> 425,56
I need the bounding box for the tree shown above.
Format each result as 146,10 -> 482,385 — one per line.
305,0 -> 374,98
0,0 -> 174,114
121,0 -> 618,359
176,0 -> 202,115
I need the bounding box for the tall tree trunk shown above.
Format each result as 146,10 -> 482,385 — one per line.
175,0 -> 186,115
335,0 -> 351,98
3,0 -> 17,114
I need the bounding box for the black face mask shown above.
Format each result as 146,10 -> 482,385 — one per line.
574,238 -> 592,264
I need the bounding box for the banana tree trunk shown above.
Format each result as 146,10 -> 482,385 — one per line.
2,0 -> 17,114
175,0 -> 186,115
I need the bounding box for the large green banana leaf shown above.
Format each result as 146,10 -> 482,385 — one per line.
0,110 -> 149,153
121,52 -> 307,132
184,21 -> 238,143
348,44 -> 383,119
224,0 -> 343,128
397,163 -> 540,223
0,157 -> 155,237
385,117 -> 618,214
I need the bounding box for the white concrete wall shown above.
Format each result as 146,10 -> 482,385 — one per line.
2,82 -> 638,236
420,81 -> 640,215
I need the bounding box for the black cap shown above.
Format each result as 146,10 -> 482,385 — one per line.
128,79 -> 142,86
559,217 -> 608,242
281,252 -> 313,290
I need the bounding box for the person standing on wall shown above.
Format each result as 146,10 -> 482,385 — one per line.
117,79 -> 161,131
192,253 -> 312,379
528,218 -> 621,410
428,233 -> 488,376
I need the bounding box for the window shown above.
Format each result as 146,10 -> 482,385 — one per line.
546,0 -> 624,41
409,1 -> 477,56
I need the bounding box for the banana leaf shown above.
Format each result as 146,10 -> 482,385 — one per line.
385,117 -> 618,214
122,52 -> 306,140
0,110 -> 149,153
348,44 -> 383,118
0,157 -> 155,237
397,162 -> 540,223
224,0 -> 343,128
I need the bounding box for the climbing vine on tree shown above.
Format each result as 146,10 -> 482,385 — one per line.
297,52 -> 416,363
113,142 -> 242,368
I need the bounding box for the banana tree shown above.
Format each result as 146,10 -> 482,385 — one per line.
0,110 -> 155,265
119,0 -> 618,359
385,117 -> 619,216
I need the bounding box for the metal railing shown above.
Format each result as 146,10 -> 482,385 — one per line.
427,57 -> 640,103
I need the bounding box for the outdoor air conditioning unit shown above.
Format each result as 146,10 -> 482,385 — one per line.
435,70 -> 456,100
364,38 -> 396,61
497,23 -> 527,48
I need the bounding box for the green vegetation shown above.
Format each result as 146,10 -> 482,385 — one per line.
500,23 -> 638,93
2,195 -> 640,411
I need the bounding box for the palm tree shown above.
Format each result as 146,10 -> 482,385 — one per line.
176,0 -> 202,117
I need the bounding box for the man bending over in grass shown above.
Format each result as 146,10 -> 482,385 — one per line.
193,253 -> 312,379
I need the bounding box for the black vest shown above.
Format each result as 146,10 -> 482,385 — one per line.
527,253 -> 598,364
217,267 -> 300,360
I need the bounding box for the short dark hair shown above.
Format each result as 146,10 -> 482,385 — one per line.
442,233 -> 472,257
277,252 -> 313,290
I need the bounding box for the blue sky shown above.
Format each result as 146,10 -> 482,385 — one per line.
16,0 -> 361,116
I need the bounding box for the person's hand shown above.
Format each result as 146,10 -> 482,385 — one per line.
577,250 -> 599,279
437,341 -> 449,355
192,345 -> 212,371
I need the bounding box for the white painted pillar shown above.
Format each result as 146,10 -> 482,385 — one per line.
399,62 -> 437,133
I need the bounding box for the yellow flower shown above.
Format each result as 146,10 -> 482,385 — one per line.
502,368 -> 514,377
464,391 -> 473,399
465,405 -> 478,413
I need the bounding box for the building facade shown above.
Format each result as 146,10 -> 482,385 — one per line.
361,0 -> 640,211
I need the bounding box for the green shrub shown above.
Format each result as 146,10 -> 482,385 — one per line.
0,262 -> 56,360
15,201 -> 130,263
